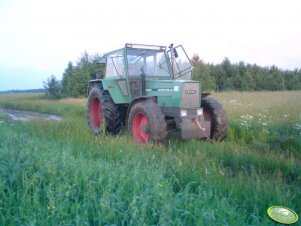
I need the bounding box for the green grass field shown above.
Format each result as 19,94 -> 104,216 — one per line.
0,91 -> 300,225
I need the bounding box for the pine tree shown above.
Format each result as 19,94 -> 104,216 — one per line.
43,75 -> 62,99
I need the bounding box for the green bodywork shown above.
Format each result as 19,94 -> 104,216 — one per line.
89,78 -> 201,108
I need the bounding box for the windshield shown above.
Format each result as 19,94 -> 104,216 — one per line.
126,50 -> 170,77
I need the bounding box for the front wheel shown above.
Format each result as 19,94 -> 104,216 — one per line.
128,100 -> 167,143
201,97 -> 228,141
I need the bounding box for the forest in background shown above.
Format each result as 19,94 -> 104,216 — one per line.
44,52 -> 301,99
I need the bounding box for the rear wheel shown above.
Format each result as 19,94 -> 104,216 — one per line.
87,86 -> 123,134
128,100 -> 167,143
102,91 -> 123,134
87,86 -> 103,134
201,97 -> 227,141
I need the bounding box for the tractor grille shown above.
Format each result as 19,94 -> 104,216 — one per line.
181,83 -> 200,108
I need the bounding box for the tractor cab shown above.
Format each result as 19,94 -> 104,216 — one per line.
99,43 -> 193,79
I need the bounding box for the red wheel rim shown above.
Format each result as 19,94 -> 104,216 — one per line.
90,97 -> 102,129
132,112 -> 149,143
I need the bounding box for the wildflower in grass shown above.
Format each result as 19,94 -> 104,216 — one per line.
219,169 -> 225,176
240,114 -> 253,120
47,203 -> 56,214
255,113 -> 272,127
240,114 -> 254,129
265,130 -> 270,134
205,168 -> 209,174
157,182 -> 163,187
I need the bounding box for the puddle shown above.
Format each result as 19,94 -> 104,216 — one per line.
0,109 -> 63,122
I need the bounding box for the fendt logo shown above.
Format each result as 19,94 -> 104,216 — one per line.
185,90 -> 196,94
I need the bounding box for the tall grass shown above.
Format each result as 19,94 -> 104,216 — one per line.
213,91 -> 301,121
0,91 -> 300,225
0,94 -> 85,117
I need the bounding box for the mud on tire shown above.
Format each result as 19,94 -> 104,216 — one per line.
201,97 -> 228,141
128,99 -> 167,143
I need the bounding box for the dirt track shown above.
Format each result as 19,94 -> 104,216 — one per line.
0,109 -> 63,121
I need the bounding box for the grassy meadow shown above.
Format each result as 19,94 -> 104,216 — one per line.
0,91 -> 300,225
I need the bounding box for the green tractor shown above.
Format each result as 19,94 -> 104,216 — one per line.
87,43 -> 227,143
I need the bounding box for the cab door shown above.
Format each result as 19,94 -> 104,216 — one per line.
168,45 -> 193,80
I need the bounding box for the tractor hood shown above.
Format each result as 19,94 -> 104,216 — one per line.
145,79 -> 201,108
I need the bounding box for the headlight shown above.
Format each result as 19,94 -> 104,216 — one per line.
180,110 -> 187,117
197,108 -> 203,116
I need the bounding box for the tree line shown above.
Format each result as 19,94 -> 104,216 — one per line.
44,52 -> 103,99
192,55 -> 301,92
44,52 -> 301,99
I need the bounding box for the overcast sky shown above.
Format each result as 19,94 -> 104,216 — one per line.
0,0 -> 300,91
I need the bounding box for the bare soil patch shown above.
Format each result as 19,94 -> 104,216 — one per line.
0,109 -> 63,121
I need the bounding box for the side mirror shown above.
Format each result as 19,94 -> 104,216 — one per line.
173,48 -> 178,58
169,43 -> 179,58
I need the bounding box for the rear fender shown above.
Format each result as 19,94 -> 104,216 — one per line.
201,92 -> 211,98
87,80 -> 103,96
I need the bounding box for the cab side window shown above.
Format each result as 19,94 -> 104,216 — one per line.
106,50 -> 124,77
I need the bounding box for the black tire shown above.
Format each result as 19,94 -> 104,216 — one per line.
128,100 -> 167,143
87,86 -> 123,134
101,91 -> 123,134
201,97 -> 227,141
